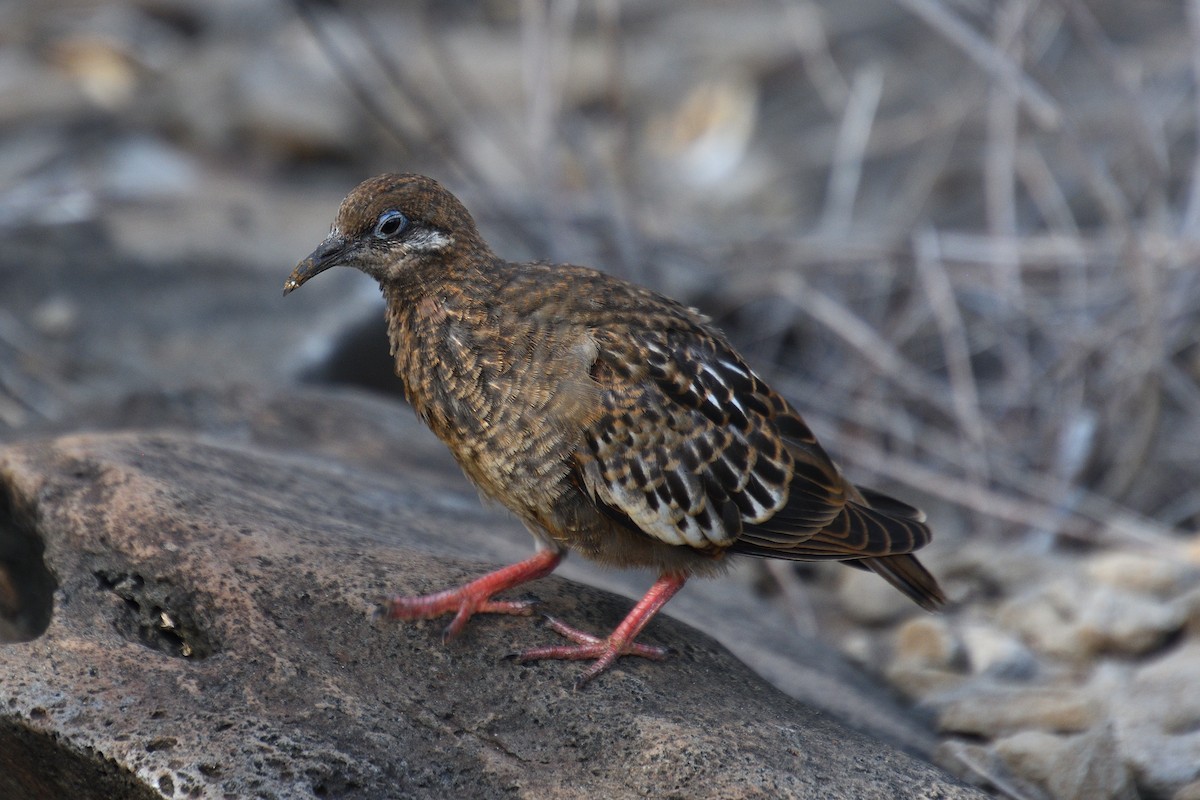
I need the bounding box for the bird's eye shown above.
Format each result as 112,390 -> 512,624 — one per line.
374,210 -> 408,239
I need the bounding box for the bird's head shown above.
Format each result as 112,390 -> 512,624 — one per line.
284,173 -> 486,294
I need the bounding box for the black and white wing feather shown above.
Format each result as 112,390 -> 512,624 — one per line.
576,306 -> 944,609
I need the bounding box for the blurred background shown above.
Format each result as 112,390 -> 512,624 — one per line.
2,1 -> 1199,797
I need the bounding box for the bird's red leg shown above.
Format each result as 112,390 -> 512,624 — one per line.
383,549 -> 563,642
518,572 -> 687,687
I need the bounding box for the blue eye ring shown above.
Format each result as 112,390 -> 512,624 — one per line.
374,210 -> 408,239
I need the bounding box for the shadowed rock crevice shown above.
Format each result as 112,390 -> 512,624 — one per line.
0,719 -> 160,800
0,475 -> 55,643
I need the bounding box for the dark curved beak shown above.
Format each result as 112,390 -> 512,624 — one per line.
283,234 -> 352,295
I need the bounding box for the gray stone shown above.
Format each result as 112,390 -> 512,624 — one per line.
934,684 -> 1097,737
886,664 -> 971,703
998,578 -> 1185,659
1110,643 -> 1200,795
102,136 -> 197,201
1084,551 -> 1194,596
958,622 -> 1037,680
892,616 -> 961,670
884,617 -> 971,702
994,726 -> 1136,800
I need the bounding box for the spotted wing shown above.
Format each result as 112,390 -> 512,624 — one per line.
578,324 -> 847,552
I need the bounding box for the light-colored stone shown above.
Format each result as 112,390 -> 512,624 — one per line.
837,629 -> 876,666
48,34 -> 140,110
1085,551 -> 1192,596
998,579 -> 1184,659
1172,585 -> 1200,634
646,74 -> 759,190
1082,661 -> 1133,711
934,739 -> 1046,800
994,726 -> 1136,800
958,623 -> 1036,679
893,615 -> 960,669
886,664 -> 969,701
30,295 -> 80,339
885,615 -> 969,701
1110,643 -> 1200,795
932,740 -> 1005,794
102,135 -> 197,201
996,579 -> 1080,659
1184,534 -> 1200,567
935,685 -> 1097,736
1077,586 -> 1186,655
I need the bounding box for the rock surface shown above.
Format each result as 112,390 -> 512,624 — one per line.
0,386 -> 981,799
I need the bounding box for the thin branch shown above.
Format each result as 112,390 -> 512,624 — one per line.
1183,0 -> 1200,236
773,271 -> 962,422
783,0 -> 850,114
291,0 -> 417,153
819,65 -> 883,237
891,0 -> 1062,129
912,229 -> 991,481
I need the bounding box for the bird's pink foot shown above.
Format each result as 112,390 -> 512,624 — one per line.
381,549 -> 562,642
516,572 -> 687,687
518,615 -> 670,687
385,590 -> 540,642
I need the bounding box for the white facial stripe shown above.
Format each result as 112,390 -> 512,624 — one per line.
404,228 -> 451,252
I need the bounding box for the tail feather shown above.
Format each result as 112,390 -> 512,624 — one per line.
861,554 -> 946,611
733,477 -> 948,611
854,485 -> 926,522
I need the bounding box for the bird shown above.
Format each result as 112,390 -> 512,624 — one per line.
284,173 -> 946,687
